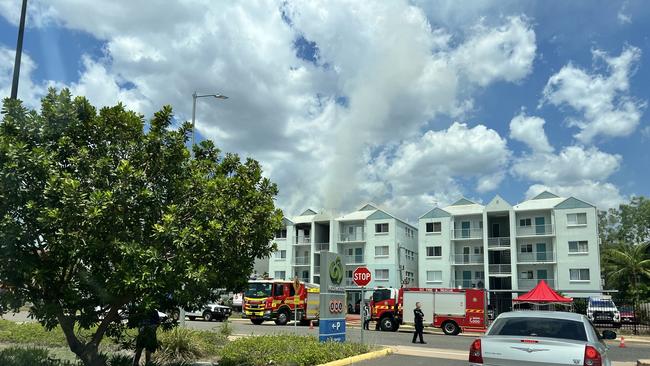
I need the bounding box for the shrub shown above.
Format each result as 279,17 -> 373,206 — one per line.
154,327 -> 225,363
219,320 -> 233,337
0,346 -> 80,366
0,320 -> 68,347
218,335 -> 371,366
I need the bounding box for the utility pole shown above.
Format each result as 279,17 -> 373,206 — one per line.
10,0 -> 28,99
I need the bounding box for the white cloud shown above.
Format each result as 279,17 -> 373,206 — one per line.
452,16 -> 536,87
526,182 -> 625,210
617,2 -> 632,24
0,46 -> 47,106
542,46 -> 646,143
509,112 -> 553,153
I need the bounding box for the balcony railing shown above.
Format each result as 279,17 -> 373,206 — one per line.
452,280 -> 485,289
451,228 -> 483,240
516,224 -> 554,236
344,278 -> 355,286
489,264 -> 512,274
314,266 -> 320,275
293,256 -> 310,265
315,242 -> 330,252
345,255 -> 365,265
519,278 -> 555,290
294,236 -> 311,245
339,233 -> 365,242
488,237 -> 511,248
517,251 -> 556,263
452,254 -> 484,264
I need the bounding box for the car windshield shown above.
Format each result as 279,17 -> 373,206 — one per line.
488,317 -> 588,341
244,283 -> 272,298
372,289 -> 391,302
590,300 -> 615,307
620,306 -> 633,312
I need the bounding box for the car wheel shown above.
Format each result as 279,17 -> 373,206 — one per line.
203,311 -> 213,322
442,321 -> 460,336
251,318 -> 264,325
380,316 -> 394,332
275,309 -> 289,325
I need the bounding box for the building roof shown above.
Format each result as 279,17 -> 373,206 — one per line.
336,203 -> 417,229
513,195 -> 566,211
443,197 -> 484,216
335,210 -> 375,222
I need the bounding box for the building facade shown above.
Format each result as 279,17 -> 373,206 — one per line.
418,192 -> 602,298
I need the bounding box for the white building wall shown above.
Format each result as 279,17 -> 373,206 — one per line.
418,215 -> 452,288
365,218 -> 397,289
268,224 -> 294,280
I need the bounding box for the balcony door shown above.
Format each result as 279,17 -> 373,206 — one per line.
535,217 -> 545,235
463,246 -> 470,263
536,242 -> 547,261
491,223 -> 499,238
462,270 -> 472,288
461,221 -> 470,238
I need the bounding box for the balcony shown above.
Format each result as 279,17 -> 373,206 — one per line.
452,280 -> 485,289
451,228 -> 483,240
315,242 -> 330,252
517,251 -> 556,263
488,237 -> 511,248
345,255 -> 365,265
293,256 -> 310,266
452,254 -> 484,265
339,233 -> 365,243
489,264 -> 512,275
314,266 -> 320,275
516,224 -> 554,237
519,278 -> 555,290
294,236 -> 311,245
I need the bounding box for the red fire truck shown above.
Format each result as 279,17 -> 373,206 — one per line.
370,287 -> 487,335
242,279 -> 320,325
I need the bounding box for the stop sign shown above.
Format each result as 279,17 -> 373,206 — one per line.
352,267 -> 372,287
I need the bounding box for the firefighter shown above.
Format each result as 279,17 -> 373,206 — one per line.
412,302 -> 426,344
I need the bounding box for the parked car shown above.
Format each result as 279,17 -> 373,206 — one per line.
586,296 -> 621,328
619,305 -> 638,324
185,303 -> 231,322
469,311 -> 616,366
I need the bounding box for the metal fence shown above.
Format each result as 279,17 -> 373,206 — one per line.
486,291 -> 650,334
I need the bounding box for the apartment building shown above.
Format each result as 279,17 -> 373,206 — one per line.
418,192 -> 602,298
267,203 -> 418,309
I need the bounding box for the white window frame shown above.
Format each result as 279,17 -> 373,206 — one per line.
426,270 -> 443,283
375,223 -> 389,234
519,270 -> 533,279
375,269 -> 389,281
519,218 -> 532,227
275,229 -> 287,239
567,213 -> 587,227
374,245 -> 389,257
568,240 -> 589,254
426,246 -> 442,258
426,221 -> 442,234
274,250 -> 287,260
520,244 -> 533,253
569,268 -> 590,282
274,271 -> 286,280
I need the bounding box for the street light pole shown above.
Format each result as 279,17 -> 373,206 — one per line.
10,0 -> 28,99
190,91 -> 228,153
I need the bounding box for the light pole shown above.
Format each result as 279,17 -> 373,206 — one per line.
10,0 -> 28,99
191,91 -> 228,150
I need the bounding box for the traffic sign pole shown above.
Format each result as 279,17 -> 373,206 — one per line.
360,287 -> 365,345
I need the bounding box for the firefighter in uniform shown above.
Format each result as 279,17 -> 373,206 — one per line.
412,302 -> 426,344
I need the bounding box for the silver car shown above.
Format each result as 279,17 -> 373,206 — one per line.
469,311 -> 616,366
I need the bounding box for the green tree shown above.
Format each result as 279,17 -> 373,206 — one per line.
603,243 -> 650,300
0,89 -> 282,366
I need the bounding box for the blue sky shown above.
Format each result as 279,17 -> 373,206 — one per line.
0,1 -> 648,222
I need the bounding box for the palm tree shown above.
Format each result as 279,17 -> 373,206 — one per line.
603,242 -> 650,300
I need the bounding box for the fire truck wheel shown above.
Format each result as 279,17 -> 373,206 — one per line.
379,316 -> 395,332
275,309 -> 290,325
251,318 -> 264,325
442,321 -> 460,335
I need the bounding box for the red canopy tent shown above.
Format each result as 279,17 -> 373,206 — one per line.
513,280 -> 572,310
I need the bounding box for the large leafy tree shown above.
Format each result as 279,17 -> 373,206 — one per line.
0,89 -> 282,366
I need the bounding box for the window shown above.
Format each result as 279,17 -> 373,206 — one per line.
519,218 -> 532,227
274,250 -> 286,259
426,246 -> 442,257
404,249 -> 415,260
570,268 -> 590,281
426,271 -> 442,283
405,227 -> 415,238
375,223 -> 389,233
488,317 -> 587,342
375,269 -> 389,280
426,222 -> 442,233
405,271 -> 414,285
475,271 -> 484,279
567,213 -> 587,226
275,229 -> 287,239
274,271 -> 286,280
375,245 -> 389,257
568,240 -> 589,253
473,247 -> 483,255
520,271 -> 533,279
520,244 -> 532,253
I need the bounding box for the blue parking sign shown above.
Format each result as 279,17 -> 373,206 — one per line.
319,318 -> 346,342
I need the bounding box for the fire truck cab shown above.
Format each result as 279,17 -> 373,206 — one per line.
243,279 -> 319,326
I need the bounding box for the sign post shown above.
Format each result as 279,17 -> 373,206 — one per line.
319,251 -> 346,342
293,276 -> 300,334
352,266 -> 372,345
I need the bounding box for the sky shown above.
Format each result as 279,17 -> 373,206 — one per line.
1,0 -> 649,223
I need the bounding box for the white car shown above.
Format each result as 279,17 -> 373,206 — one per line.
469,311 -> 616,366
185,303 -> 231,322
586,297 -> 621,327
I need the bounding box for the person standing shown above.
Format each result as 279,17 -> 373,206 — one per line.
133,308 -> 161,366
363,303 -> 371,330
412,302 -> 426,344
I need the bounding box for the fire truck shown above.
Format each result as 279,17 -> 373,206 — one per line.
242,279 -> 320,325
370,287 -> 487,335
